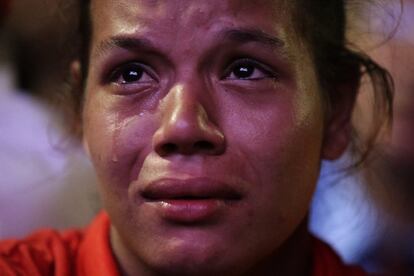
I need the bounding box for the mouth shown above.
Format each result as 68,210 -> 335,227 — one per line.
140,178 -> 242,223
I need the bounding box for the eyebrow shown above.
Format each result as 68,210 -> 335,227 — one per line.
93,28 -> 286,59
221,28 -> 285,49
94,36 -> 156,59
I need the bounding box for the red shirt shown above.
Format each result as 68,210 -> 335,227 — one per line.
0,212 -> 367,276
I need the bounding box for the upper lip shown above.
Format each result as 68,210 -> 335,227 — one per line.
140,178 -> 243,201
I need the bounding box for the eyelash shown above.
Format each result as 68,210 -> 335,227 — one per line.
108,62 -> 157,85
106,58 -> 277,87
222,58 -> 278,81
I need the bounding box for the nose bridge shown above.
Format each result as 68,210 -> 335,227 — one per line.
154,80 -> 225,156
171,81 -> 214,130
168,83 -> 203,125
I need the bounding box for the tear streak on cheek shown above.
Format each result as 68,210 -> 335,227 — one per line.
109,113 -> 160,183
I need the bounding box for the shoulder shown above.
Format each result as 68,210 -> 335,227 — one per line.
0,228 -> 83,276
312,237 -> 369,276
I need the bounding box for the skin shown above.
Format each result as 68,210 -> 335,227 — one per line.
82,0 -> 355,275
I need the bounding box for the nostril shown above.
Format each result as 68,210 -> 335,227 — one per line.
160,143 -> 178,155
157,140 -> 220,156
193,140 -> 215,152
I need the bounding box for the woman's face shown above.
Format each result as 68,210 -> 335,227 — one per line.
83,0 -> 341,274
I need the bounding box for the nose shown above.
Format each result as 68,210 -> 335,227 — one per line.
153,84 -> 225,157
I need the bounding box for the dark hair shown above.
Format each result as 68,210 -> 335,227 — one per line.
283,0 -> 394,166
70,0 -> 393,166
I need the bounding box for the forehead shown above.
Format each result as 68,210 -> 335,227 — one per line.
91,0 -> 280,20
90,0 -> 287,41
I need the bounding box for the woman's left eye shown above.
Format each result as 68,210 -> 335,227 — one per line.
224,59 -> 276,81
110,62 -> 156,85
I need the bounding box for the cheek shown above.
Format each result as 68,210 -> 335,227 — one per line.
83,97 -> 117,168
221,88 -> 324,176
83,94 -> 158,193
215,99 -> 324,257
221,91 -> 324,212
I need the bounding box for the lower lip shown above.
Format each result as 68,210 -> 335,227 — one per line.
150,199 -> 225,223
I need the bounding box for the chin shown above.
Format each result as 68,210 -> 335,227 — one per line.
151,262 -> 244,276
144,238 -> 245,276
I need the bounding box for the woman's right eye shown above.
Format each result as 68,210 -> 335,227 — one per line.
110,62 -> 156,85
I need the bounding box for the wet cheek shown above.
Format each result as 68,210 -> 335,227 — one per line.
84,107 -> 158,189
114,114 -> 159,181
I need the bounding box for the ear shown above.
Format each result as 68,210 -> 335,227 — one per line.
70,60 -> 90,155
83,137 -> 91,158
70,60 -> 82,88
322,70 -> 360,160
